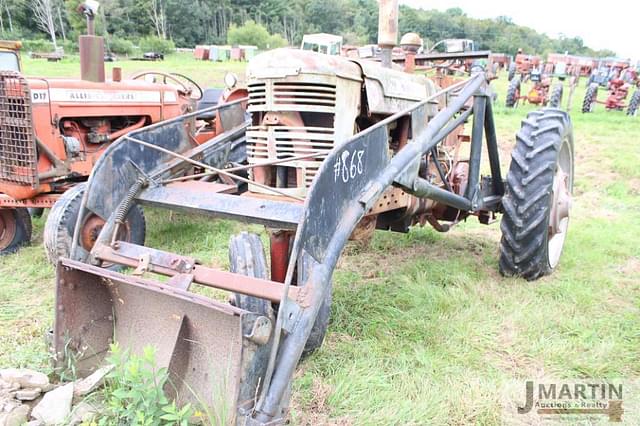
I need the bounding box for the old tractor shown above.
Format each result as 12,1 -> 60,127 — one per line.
508,51 -> 541,81
582,68 -> 640,115
52,1 -> 574,423
505,67 -> 560,108
0,2 -> 242,258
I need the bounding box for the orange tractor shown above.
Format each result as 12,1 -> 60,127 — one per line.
508,51 -> 541,81
505,67 -> 562,108
0,2 -> 246,257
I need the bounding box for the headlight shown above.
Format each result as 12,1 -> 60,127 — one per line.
224,72 -> 238,89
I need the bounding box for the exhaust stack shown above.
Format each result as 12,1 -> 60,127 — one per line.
78,1 -> 105,83
378,0 -> 399,68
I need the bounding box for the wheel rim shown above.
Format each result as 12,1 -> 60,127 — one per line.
548,140 -> 573,268
0,209 -> 17,250
80,214 -> 130,252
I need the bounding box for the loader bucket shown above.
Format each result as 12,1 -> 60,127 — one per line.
54,258 -> 272,423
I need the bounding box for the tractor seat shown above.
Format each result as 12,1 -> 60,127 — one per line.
196,88 -> 224,120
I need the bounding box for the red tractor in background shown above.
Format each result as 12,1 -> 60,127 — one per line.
505,67 -> 561,108
508,51 -> 541,81
0,2 -> 246,257
582,65 -> 640,115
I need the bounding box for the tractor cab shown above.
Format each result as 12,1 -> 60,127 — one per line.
300,33 -> 343,56
0,41 -> 21,72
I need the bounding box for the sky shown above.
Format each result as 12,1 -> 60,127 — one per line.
400,0 -> 637,60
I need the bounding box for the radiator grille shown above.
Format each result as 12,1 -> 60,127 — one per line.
248,81 -> 336,113
247,126 -> 333,187
0,71 -> 37,186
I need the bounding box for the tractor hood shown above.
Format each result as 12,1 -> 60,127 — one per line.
247,48 -> 362,82
248,48 -> 438,115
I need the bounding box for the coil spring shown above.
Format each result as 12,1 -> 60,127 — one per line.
115,176 -> 146,224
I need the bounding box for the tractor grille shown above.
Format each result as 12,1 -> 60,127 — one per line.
247,126 -> 333,187
248,81 -> 337,113
0,71 -> 37,186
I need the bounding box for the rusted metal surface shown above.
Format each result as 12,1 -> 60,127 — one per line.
79,35 -> 105,82
54,258 -> 272,422
269,231 -> 292,283
0,71 -> 38,186
0,193 -> 59,208
92,242 -> 304,304
136,182 -> 302,229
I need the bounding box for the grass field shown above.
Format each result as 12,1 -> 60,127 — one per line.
1,53 -> 639,424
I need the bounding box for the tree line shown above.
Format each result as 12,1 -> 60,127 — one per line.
0,0 -> 617,58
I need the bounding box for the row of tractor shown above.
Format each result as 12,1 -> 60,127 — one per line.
504,51 -> 639,115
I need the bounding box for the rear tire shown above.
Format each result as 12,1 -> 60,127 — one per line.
0,208 -> 32,255
582,84 -> 598,113
627,90 -> 640,116
499,108 -> 574,280
549,83 -> 563,108
505,77 -> 521,108
44,183 -> 146,265
228,232 -> 331,356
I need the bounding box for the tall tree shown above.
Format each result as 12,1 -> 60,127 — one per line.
32,0 -> 57,49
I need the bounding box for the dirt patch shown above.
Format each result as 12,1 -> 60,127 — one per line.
290,372 -> 353,426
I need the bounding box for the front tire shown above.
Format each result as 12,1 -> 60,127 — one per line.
508,62 -> 516,81
229,232 -> 331,356
582,84 -> 598,113
505,77 -> 521,108
549,83 -> 563,108
44,183 -> 146,265
0,208 -> 32,255
499,108 -> 574,280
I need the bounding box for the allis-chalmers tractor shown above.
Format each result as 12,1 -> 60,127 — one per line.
52,1 -> 575,423
0,2 -> 237,258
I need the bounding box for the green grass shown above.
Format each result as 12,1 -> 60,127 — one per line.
1,57 -> 639,424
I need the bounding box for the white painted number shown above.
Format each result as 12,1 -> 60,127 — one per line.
334,149 -> 365,183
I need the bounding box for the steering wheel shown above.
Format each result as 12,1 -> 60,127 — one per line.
130,71 -> 203,100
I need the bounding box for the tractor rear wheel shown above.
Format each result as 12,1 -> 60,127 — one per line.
505,77 -> 521,108
508,62 -> 516,81
627,90 -> 640,116
44,183 -> 146,265
499,108 -> 574,280
0,208 -> 32,255
549,83 -> 563,108
582,83 -> 598,113
229,232 -> 331,356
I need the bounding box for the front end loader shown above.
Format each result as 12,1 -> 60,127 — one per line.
52,2 -> 575,423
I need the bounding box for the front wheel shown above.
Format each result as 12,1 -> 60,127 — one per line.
0,208 -> 32,255
549,83 -> 563,108
505,77 -> 521,108
229,232 -> 331,356
44,183 -> 146,265
582,84 -> 598,113
499,108 -> 574,280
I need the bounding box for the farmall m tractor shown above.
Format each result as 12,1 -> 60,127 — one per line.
0,2 -> 241,258
52,0 -> 575,423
